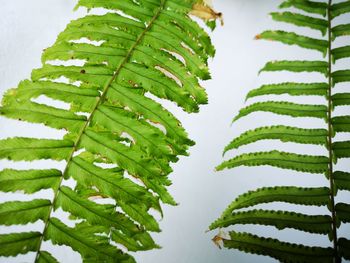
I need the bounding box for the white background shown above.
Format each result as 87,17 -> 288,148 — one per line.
0,1 -> 349,262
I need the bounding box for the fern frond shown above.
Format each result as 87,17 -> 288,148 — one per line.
0,232 -> 42,257
332,46 -> 350,62
332,116 -> 350,133
334,171 -> 350,191
220,231 -> 334,263
0,169 -> 61,194
45,218 -> 133,263
332,23 -> 350,39
217,186 -> 330,215
335,203 -> 350,223
333,141 -> 350,159
279,0 -> 328,17
332,94 -> 350,107
217,151 -> 329,174
224,126 -> 327,153
332,70 -> 350,85
233,101 -> 328,121
259,60 -> 328,75
270,12 -> 328,35
211,0 -> 350,262
0,200 -> 51,226
0,0 -> 217,261
36,251 -> 59,263
256,30 -> 328,55
211,210 -> 332,234
330,1 -> 350,18
247,82 -> 329,98
339,238 -> 350,260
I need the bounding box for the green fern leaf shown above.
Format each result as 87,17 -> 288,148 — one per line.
333,141 -> 350,159
331,1 -> 350,18
36,251 -> 59,263
0,0 -> 217,261
259,60 -> 328,75
224,126 -> 327,153
335,203 -> 350,223
217,151 -> 329,174
0,169 -> 61,194
210,210 -> 332,234
332,23 -> 350,40
332,70 -> 350,85
220,231 -> 334,263
45,218 -> 133,263
279,0 -> 328,17
339,238 -> 350,260
218,186 -> 330,217
0,137 -> 73,161
256,30 -> 328,55
270,12 -> 328,35
211,1 -> 349,261
247,82 -> 328,98
332,93 -> 350,107
334,171 -> 350,191
0,200 -> 51,226
0,232 -> 42,257
332,46 -> 350,62
233,101 -> 327,122
332,116 -> 350,133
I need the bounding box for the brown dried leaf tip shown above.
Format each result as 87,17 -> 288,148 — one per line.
190,0 -> 223,26
254,34 -> 261,40
212,229 -> 230,249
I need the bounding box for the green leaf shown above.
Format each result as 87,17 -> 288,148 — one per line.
332,93 -> 350,107
0,232 -> 41,257
0,137 -> 73,161
210,210 -> 332,234
110,228 -> 160,252
0,169 -> 61,194
335,203 -> 350,223
247,82 -> 328,98
233,101 -> 327,122
93,105 -> 175,160
334,171 -> 350,191
56,186 -> 159,251
332,70 -> 350,85
37,251 -> 59,263
339,238 -> 350,260
279,0 -> 328,17
45,218 -> 134,263
56,186 -> 159,232
80,129 -> 175,205
222,231 -> 334,263
218,186 -> 330,216
0,99 -> 86,133
224,126 -> 327,153
331,1 -> 350,19
0,0 -> 216,260
332,46 -> 350,62
259,60 -> 328,75
67,156 -> 161,226
217,150 -> 329,174
0,200 -> 51,226
106,83 -> 194,152
332,116 -> 350,133
333,141 -> 350,159
271,12 -> 328,35
256,30 -> 328,55
15,80 -> 99,113
31,64 -> 114,88
332,24 -> 350,40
